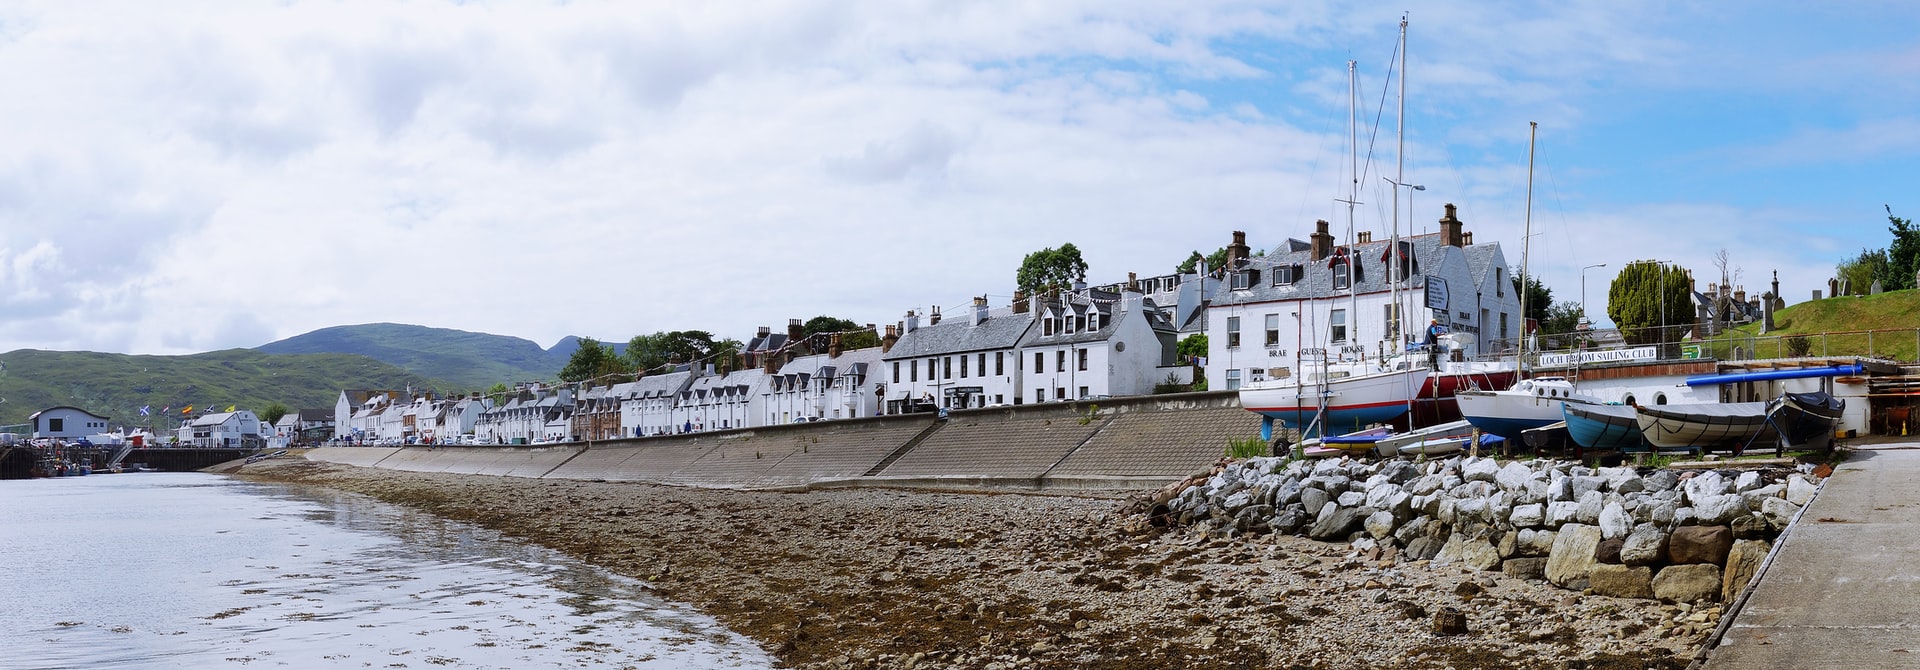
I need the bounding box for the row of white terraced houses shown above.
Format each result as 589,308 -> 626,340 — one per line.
330,211 -> 1529,443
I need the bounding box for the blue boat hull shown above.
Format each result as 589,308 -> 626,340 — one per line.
1563,404 -> 1649,451
1463,415 -> 1556,442
1247,402 -> 1416,436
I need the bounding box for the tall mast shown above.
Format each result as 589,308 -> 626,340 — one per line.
1521,121 -> 1537,372
1341,59 -> 1360,355
1392,14 -> 1407,346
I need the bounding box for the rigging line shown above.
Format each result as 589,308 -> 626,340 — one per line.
1294,83 -> 1346,230
1535,135 -> 1581,279
1356,36 -> 1402,219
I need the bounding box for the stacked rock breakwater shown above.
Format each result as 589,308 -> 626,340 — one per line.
1155,455 -> 1826,604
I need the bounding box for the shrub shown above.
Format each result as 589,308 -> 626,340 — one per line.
1785,335 -> 1813,357
1225,435 -> 1268,459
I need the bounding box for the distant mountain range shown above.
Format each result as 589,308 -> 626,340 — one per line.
0,323 -> 624,428
255,323 -> 611,389
0,348 -> 442,427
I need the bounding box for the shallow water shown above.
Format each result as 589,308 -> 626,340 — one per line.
0,473 -> 775,669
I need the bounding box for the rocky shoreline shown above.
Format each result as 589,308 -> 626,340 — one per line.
236,457 -> 1729,669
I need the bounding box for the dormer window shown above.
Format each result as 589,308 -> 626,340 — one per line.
1231,271 -> 1251,290
1333,261 -> 1350,290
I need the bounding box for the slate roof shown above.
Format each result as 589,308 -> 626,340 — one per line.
1215,231 -> 1500,306
1020,295 -> 1122,347
298,408 -> 334,422
634,370 -> 697,399
882,307 -> 1034,360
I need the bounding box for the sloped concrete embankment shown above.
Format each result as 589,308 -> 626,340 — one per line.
307,391 -> 1265,489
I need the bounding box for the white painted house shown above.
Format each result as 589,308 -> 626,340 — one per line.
681,369 -> 767,432
186,411 -> 264,449
880,298 -> 1035,413
622,370 -> 699,437
1020,287 -> 1184,403
30,406 -> 111,440
1204,211 -> 1522,391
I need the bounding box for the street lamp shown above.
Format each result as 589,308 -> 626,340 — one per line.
1580,263 -> 1606,329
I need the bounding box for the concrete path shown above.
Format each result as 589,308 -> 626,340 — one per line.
1702,440 -> 1920,669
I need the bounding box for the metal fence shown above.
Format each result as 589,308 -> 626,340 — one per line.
1479,325 -> 1920,365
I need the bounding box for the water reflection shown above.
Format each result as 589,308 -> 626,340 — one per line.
0,473 -> 774,670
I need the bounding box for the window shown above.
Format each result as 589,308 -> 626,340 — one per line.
1331,309 -> 1348,342
959,354 -> 968,378
1057,350 -> 1067,372
1496,268 -> 1505,296
910,360 -> 919,382
1226,316 -> 1241,348
1079,386 -> 1089,398
1231,271 -> 1250,290
1226,369 -> 1242,391
1035,352 -> 1044,374
1501,312 -> 1510,340
1036,389 -> 1046,403
1055,387 -> 1067,400
1077,348 -> 1088,371
995,352 -> 1004,376
978,353 -> 986,377
892,361 -> 900,384
1043,318 -> 1054,336
944,356 -> 953,379
1384,303 -> 1402,340
1333,261 -> 1350,290
1264,314 -> 1280,346
50,417 -> 63,432
1271,266 -> 1289,286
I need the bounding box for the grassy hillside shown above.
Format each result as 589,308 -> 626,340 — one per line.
1706,289 -> 1920,361
257,323 -> 564,388
0,348 -> 450,428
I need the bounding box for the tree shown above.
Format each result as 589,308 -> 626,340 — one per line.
1177,248 -> 1229,275
1537,301 -> 1585,349
1511,274 -> 1554,326
1887,205 -> 1920,291
1835,248 -> 1890,296
1015,243 -> 1089,295
803,316 -> 880,350
259,401 -> 291,427
559,336 -> 624,383
1606,260 -> 1695,346
486,382 -> 510,404
626,330 -> 721,373
1176,333 -> 1208,391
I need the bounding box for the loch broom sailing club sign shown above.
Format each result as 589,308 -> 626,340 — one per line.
1537,346 -> 1658,368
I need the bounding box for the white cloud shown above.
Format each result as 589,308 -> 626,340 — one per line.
0,0 -> 1908,357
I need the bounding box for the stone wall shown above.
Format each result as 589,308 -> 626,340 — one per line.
1158,455 -> 1822,603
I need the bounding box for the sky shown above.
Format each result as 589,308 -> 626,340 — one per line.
1,0 -> 1916,355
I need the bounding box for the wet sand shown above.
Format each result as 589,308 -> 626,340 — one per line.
238,458 -> 1701,669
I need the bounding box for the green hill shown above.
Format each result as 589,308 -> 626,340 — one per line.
0,348 -> 449,428
256,323 -> 568,388
1709,289 -> 1920,361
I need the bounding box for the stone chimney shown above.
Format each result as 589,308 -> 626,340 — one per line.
929,305 -> 942,326
1310,220 -> 1333,261
1462,231 -> 1473,246
971,296 -> 988,326
882,324 -> 900,352
904,310 -> 919,333
1012,290 -> 1028,314
787,318 -> 805,345
829,333 -> 843,358
1357,231 -> 1372,244
1227,230 -> 1251,268
1439,204 -> 1464,248
1127,272 -> 1139,292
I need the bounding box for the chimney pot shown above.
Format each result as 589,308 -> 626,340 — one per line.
1227,230 -> 1251,268
1012,290 -> 1029,314
929,305 -> 942,326
1310,220 -> 1334,261
1462,231 -> 1473,246
1439,204 -> 1464,248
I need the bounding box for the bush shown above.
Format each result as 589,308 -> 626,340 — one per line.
1225,435 -> 1268,459
1785,335 -> 1813,357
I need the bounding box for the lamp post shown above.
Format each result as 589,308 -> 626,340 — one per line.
1580,263 -> 1606,329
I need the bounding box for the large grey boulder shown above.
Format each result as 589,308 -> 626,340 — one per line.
1571,475 -> 1606,500
1546,501 -> 1581,528
1643,469 -> 1680,493
1222,490 -> 1253,514
1693,494 -> 1747,525
1760,497 -> 1802,531
1516,528 -> 1557,557
1335,491 -> 1367,508
1454,497 -> 1491,526
1437,533 -> 1502,571
1510,503 -> 1545,528
1545,523 -> 1604,590
1733,471 -> 1764,493
1548,476 -> 1575,502
1589,564 -> 1655,599
1496,462 -> 1534,492
1786,475 -> 1819,506
1271,506 -> 1312,534
1653,564 -> 1723,603
1575,490 -> 1605,525
1684,471 -> 1730,504
1309,504 -> 1373,540
1502,557 -> 1548,581
1632,499 -> 1677,525
1599,501 -> 1632,540
1300,488 -> 1330,518
1462,457 -> 1500,483
1621,524 -> 1669,566
1364,510 -> 1398,540
1408,474 -> 1446,496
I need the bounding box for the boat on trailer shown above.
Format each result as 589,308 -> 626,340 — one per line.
1771,391 -> 1844,449
1562,403 -> 1650,452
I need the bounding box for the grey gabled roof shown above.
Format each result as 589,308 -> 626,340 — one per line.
882,306 -> 1034,360
1019,296 -> 1124,347
634,370 -> 696,398
1214,231 -> 1498,307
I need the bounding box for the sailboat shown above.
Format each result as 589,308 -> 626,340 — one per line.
1455,122 -> 1600,440
1240,31 -> 1428,440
